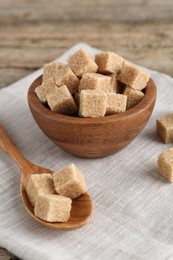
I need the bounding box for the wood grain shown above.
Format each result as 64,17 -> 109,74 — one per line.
1,21 -> 173,88
0,1 -> 173,89
0,247 -> 19,260
1,0 -> 173,23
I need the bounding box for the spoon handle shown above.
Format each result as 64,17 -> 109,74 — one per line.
0,125 -> 32,171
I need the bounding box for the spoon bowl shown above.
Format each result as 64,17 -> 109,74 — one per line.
0,125 -> 93,230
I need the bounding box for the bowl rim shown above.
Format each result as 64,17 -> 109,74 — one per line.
28,75 -> 157,125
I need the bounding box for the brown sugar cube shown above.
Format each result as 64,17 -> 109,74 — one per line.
42,61 -> 64,85
109,74 -> 119,93
47,85 -> 77,115
53,164 -> 87,199
35,84 -> 57,104
95,52 -> 124,74
157,114 -> 173,143
68,48 -> 98,77
123,86 -> 144,109
157,148 -> 173,182
106,93 -> 127,115
79,89 -> 107,118
54,67 -> 79,94
79,72 -> 111,93
26,174 -> 55,207
109,75 -> 126,94
34,194 -> 72,222
118,60 -> 150,90
35,84 -> 48,104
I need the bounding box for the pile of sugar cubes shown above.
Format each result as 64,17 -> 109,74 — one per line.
26,164 -> 87,222
157,114 -> 173,183
35,48 -> 150,117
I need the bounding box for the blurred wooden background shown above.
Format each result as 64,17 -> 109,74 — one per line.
0,0 -> 173,90
0,0 -> 173,258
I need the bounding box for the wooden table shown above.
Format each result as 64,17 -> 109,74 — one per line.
0,0 -> 173,258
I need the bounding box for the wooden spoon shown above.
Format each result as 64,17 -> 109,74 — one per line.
0,125 -> 93,230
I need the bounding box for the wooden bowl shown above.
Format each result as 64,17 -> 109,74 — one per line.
28,76 -> 156,159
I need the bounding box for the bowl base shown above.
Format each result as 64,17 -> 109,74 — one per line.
52,139 -> 131,159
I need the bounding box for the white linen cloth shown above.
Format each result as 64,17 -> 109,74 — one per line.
1,43 -> 173,260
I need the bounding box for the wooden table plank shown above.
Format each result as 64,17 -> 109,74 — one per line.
0,21 -> 173,88
0,247 -> 19,260
0,0 -> 173,23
